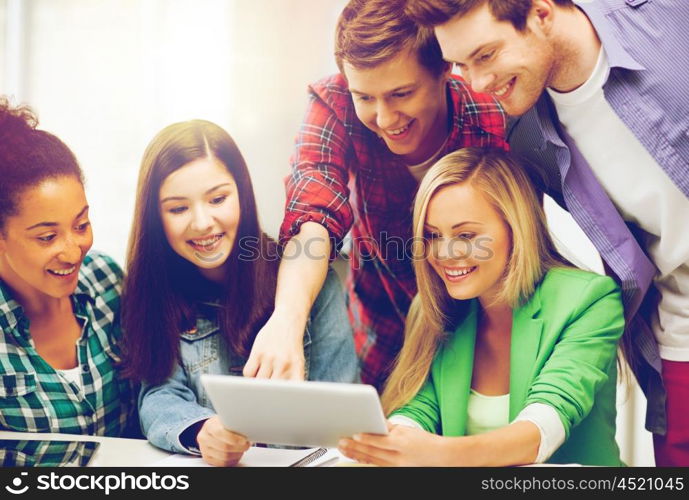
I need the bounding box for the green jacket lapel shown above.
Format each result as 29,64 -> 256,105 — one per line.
438,301 -> 477,436
439,292 -> 544,434
509,288 -> 544,419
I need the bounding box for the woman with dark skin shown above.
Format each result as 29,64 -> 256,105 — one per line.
0,98 -> 135,436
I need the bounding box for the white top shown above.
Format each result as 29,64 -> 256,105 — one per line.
58,365 -> 83,392
406,136 -> 449,182
548,48 -> 689,361
465,389 -> 510,435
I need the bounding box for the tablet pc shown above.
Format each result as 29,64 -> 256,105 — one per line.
201,375 -> 388,448
0,439 -> 100,467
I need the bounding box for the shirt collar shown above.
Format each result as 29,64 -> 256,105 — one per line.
0,280 -> 25,332
508,94 -> 567,151
0,271 -> 97,332
74,272 -> 98,304
576,0 -> 645,71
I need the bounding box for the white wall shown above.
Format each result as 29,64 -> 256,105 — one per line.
0,1 -> 5,78
3,0 -> 346,264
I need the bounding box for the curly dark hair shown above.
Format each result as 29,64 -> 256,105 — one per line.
0,96 -> 83,231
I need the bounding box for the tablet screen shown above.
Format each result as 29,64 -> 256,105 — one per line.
0,439 -> 100,467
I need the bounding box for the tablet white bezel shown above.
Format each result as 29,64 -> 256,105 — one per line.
200,375 -> 388,448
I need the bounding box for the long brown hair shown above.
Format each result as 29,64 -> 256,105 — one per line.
382,148 -> 567,413
121,120 -> 279,385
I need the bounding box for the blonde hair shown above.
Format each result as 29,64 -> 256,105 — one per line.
382,147 -> 566,413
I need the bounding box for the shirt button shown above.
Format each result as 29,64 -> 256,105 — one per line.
82,365 -> 90,373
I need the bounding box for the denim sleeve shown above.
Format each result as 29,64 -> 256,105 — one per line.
305,267 -> 359,383
138,360 -> 215,454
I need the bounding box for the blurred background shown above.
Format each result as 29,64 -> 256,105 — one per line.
0,0 -> 653,465
1,0 -> 347,262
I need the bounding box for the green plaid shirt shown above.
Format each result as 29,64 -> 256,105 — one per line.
0,251 -> 136,436
0,438 -> 99,466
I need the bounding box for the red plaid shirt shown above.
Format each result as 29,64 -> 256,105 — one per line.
280,73 -> 506,390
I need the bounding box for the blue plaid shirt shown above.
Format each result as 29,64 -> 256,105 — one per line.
0,251 -> 137,436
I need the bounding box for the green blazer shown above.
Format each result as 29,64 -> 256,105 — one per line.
394,268 -> 625,466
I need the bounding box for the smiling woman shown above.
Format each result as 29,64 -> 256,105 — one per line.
2,178 -> 91,302
0,97 -> 137,436
339,148 -> 625,466
158,157 -> 242,283
121,119 -> 358,466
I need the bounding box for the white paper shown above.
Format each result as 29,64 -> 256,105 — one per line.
149,446 -> 345,467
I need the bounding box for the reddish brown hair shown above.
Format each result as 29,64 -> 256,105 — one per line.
405,0 -> 574,31
335,0 -> 448,77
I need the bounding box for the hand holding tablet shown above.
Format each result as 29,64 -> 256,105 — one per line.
200,375 -> 388,448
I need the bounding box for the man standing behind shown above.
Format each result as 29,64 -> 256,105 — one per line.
406,0 -> 689,465
243,0 -> 505,391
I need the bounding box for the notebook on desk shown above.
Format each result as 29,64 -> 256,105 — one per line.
151,446 -> 346,467
200,375 -> 388,448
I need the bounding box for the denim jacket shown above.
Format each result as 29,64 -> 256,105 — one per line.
138,268 -> 358,454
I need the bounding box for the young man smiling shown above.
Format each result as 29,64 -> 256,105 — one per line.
406,0 -> 689,465
242,0 -> 506,391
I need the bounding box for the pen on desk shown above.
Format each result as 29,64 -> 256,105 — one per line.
290,447 -> 327,467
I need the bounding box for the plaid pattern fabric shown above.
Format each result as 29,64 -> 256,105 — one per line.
0,439 -> 99,466
0,251 -> 136,436
280,74 -> 507,389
